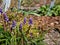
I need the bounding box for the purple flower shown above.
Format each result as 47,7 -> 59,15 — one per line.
30,33 -> 33,38
4,16 -> 9,22
0,8 -> 3,13
3,13 -> 9,22
19,23 -> 22,30
29,18 -> 33,25
12,20 -> 16,28
11,20 -> 16,31
23,17 -> 26,24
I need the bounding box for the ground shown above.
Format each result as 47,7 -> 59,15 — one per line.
44,30 -> 60,45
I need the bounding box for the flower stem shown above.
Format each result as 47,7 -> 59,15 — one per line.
26,25 -> 31,35
2,13 -> 6,31
21,38 -> 24,45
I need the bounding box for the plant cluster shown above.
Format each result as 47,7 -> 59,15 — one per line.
0,8 -> 47,45
18,5 -> 60,16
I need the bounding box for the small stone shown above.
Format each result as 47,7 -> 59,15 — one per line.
50,23 -> 54,26
55,21 -> 59,24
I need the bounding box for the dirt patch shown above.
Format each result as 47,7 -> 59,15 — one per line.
44,30 -> 60,45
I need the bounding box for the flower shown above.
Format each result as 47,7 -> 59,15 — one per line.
0,8 -> 3,13
19,23 -> 22,30
23,17 -> 26,24
12,20 -> 16,28
29,18 -> 33,25
3,13 -> 9,22
30,32 -> 33,38
11,20 -> 16,31
4,16 -> 9,22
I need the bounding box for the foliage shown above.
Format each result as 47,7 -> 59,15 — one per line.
18,5 -> 60,16
0,23 -> 47,45
0,11 -> 47,45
